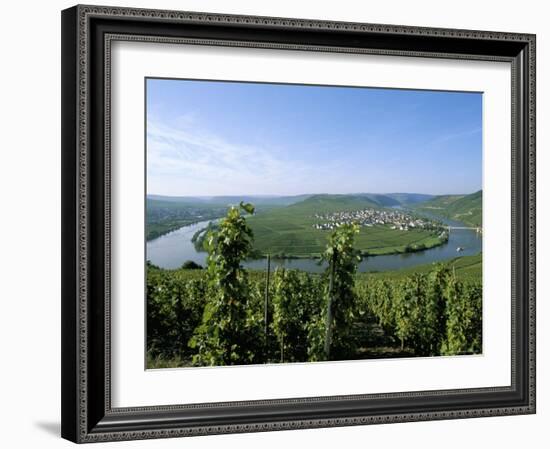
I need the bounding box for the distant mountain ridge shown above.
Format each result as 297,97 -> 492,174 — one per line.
147,192 -> 437,209
147,194 -> 311,207
383,193 -> 436,205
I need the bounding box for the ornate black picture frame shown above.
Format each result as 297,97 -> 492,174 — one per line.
61,4 -> 536,443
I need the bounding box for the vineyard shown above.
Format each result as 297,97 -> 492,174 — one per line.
245,194 -> 447,257
146,203 -> 482,368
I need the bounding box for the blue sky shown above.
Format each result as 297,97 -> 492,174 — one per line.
146,78 -> 482,196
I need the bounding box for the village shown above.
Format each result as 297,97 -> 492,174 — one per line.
312,208 -> 445,233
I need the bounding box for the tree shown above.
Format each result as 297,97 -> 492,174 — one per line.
181,260 -> 203,270
189,202 -> 262,365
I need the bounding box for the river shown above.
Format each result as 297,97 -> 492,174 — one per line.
146,212 -> 482,273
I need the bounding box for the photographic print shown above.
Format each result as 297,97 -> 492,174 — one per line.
145,78 -> 483,368
61,8 -> 535,441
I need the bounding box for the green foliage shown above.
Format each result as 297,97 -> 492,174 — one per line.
181,260 -> 203,270
392,276 -> 421,350
146,267 -> 207,360
359,279 -> 395,333
271,269 -> 323,363
407,274 -> 437,354
189,202 -> 263,366
424,264 -> 450,354
355,266 -> 482,357
191,222 -> 220,252
319,223 -> 361,360
147,351 -> 188,369
147,263 -> 483,366
441,279 -> 483,355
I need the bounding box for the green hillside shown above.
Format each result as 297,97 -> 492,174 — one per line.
146,196 -> 292,241
146,199 -> 228,241
415,194 -> 464,209
443,190 -> 482,226
359,253 -> 482,282
359,194 -> 401,207
284,194 -> 378,213
384,193 -> 435,205
246,194 -> 446,257
414,190 -> 482,227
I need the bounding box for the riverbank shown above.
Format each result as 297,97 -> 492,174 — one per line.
149,252 -> 482,282
147,215 -> 225,242
146,213 -> 481,272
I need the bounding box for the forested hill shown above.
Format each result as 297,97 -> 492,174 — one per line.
414,190 -> 482,227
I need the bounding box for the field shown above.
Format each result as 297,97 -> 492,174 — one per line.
361,253 -> 482,281
246,194 -> 445,257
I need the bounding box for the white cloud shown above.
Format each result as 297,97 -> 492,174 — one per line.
146,117 -> 337,196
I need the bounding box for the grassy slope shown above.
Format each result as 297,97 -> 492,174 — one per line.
359,253 -> 482,282
246,194 -> 445,257
414,190 -> 482,227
